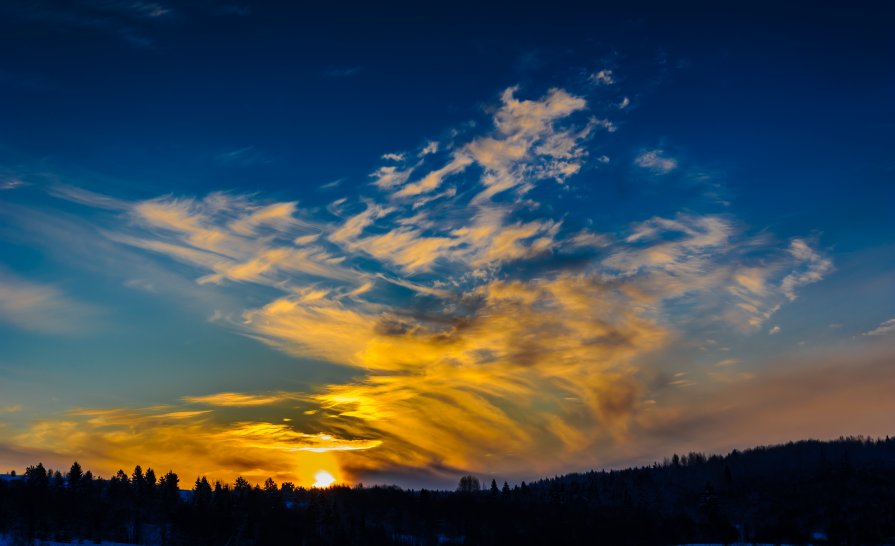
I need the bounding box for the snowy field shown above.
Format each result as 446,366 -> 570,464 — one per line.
0,537 -> 133,546
0,533 -> 843,546
3,536 -> 868,546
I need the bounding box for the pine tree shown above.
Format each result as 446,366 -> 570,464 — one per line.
67,462 -> 83,489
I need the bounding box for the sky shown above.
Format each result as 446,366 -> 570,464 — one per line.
0,1 -> 893,489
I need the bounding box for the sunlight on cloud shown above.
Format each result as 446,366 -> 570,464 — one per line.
12,406 -> 362,486
604,215 -> 831,331
306,274 -> 668,477
122,193 -> 356,287
183,392 -> 303,407
243,293 -> 377,363
214,422 -> 381,453
54,84 -> 834,483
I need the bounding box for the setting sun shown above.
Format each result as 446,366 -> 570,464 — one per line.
0,3 -> 891,544
312,470 -> 336,488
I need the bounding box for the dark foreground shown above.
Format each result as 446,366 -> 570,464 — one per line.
2,436 -> 895,545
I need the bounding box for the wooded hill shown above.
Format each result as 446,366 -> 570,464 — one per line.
2,436 -> 894,545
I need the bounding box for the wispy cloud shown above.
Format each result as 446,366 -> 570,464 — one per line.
49,184 -> 129,210
320,177 -> 345,190
603,215 -> 827,330
123,278 -> 156,292
419,141 -> 439,156
1,178 -> 28,190
10,405 -> 373,485
0,269 -> 99,334
112,192 -> 358,288
634,149 -> 677,173
780,238 -> 833,301
592,117 -> 617,132
122,1 -> 171,18
183,391 -> 303,407
5,0 -> 177,47
863,318 -> 895,337
215,146 -> 273,167
371,165 -> 415,189
591,69 -> 615,86
27,82 -> 833,483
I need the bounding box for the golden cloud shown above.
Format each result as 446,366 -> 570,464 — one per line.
11,406 -> 375,486
22,84 -> 835,486
182,392 -> 302,407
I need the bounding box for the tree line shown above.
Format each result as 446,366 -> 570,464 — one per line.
1,436 -> 895,545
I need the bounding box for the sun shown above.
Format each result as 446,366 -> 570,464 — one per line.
312,470 -> 336,488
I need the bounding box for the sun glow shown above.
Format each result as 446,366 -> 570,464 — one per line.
312,470 -> 336,488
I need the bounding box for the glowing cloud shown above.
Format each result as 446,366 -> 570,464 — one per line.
11,406 -> 363,486
183,392 -> 303,407
14,84 -> 833,484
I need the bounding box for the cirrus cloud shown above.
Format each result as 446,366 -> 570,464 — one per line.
634,149 -> 678,173
13,83 -> 834,484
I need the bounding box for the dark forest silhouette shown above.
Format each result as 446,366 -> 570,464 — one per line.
2,436 -> 895,545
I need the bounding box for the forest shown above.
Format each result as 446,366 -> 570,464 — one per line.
1,436 -> 894,545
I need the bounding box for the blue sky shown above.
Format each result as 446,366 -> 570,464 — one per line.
0,1 -> 893,488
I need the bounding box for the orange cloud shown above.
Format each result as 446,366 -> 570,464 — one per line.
235,273 -> 668,480
23,84 -> 838,487
182,392 -> 302,407
10,406 -> 373,486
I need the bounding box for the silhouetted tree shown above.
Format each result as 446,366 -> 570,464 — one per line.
457,475 -> 481,493
66,461 -> 83,489
25,463 -> 48,488
194,476 -> 212,508
2,437 -> 895,546
234,476 -> 251,492
158,470 -> 179,545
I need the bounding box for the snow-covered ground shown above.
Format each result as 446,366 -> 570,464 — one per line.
0,536 -> 134,546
